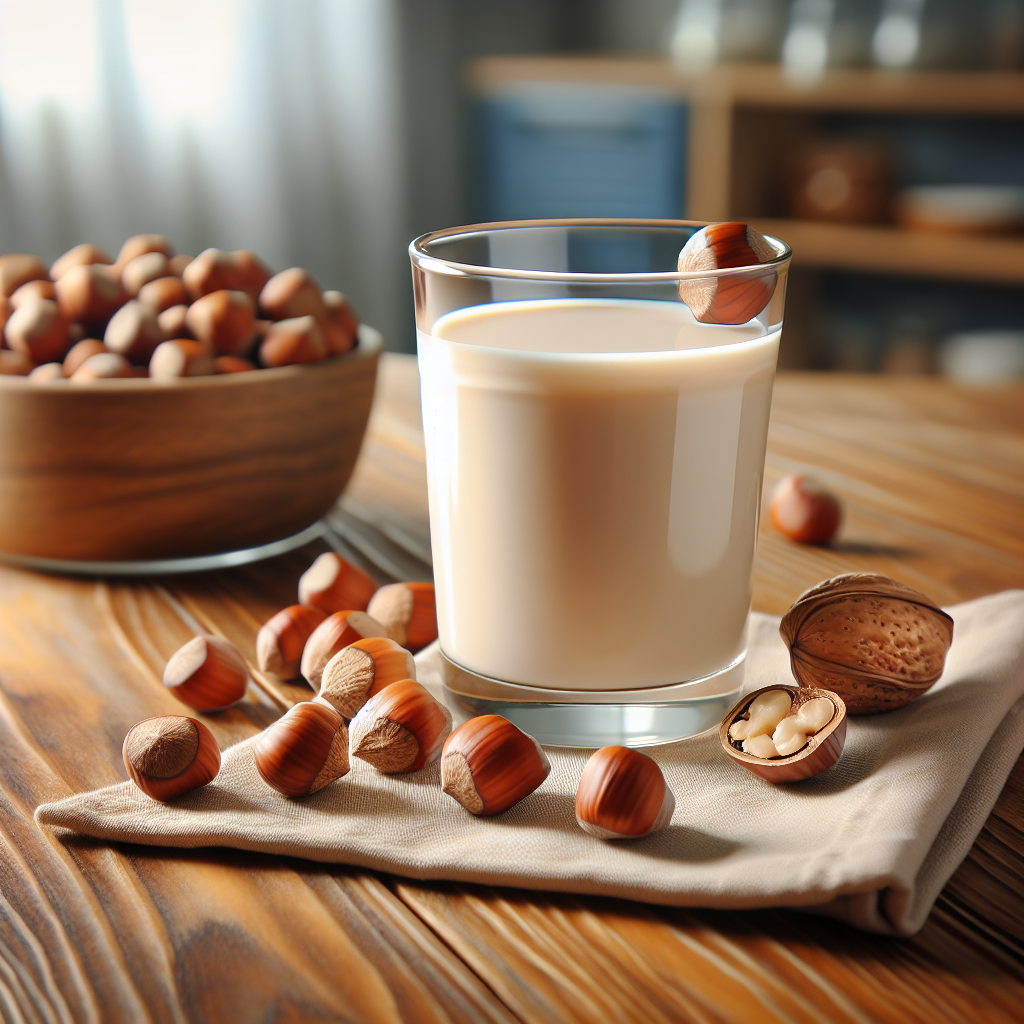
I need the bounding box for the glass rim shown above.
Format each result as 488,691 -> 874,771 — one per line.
409,218 -> 792,284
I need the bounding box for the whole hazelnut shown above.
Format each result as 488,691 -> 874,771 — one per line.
50,243 -> 113,281
104,300 -> 163,363
4,298 -> 71,364
138,276 -> 188,313
163,635 -> 248,711
259,267 -> 326,321
349,679 -> 452,773
182,248 -> 246,301
255,604 -> 328,679
232,249 -> 273,299
770,474 -> 841,545
318,636 -> 417,717
575,746 -> 675,839
114,234 -> 174,275
157,304 -> 189,339
63,338 -> 107,377
56,264 -> 127,325
441,715 -> 550,816
258,316 -> 328,367
121,251 -> 170,297
299,610 -> 389,688
0,253 -> 49,297
214,354 -> 255,374
149,339 -> 217,379
9,279 -> 56,308
123,716 -> 221,801
28,363 -> 66,383
321,290 -> 359,355
366,582 -> 437,652
253,698 -> 350,797
185,289 -> 256,355
70,352 -> 133,381
677,222 -> 778,325
298,552 -> 377,614
780,573 -> 954,714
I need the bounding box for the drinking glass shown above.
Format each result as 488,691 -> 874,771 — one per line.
410,219 -> 791,747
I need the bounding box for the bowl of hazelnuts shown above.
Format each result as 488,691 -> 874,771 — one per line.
0,235 -> 381,564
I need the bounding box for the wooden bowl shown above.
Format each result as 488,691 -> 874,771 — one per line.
0,327 -> 382,562
720,685 -> 847,784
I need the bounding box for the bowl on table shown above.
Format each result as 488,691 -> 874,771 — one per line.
0,326 -> 382,564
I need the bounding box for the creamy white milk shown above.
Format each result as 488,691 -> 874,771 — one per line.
418,298 -> 778,691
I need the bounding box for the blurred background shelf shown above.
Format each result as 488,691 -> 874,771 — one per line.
471,54 -> 1024,374
752,219 -> 1024,284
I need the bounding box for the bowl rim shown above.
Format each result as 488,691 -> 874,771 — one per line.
2,325 -> 383,392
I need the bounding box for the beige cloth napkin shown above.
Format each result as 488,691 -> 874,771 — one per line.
36,590 -> 1024,936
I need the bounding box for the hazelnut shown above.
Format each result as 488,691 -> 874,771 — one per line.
318,636 -> 417,717
163,635 -> 248,711
575,746 -> 675,839
149,339 -> 217,379
721,685 -> 847,783
121,251 -> 170,297
157,304 -> 189,339
300,610 -> 389,688
256,604 -> 328,679
56,264 -> 127,325
350,679 -> 452,773
0,350 -> 32,376
258,316 -> 328,367
4,298 -> 71,364
9,279 -> 56,308
440,715 -> 550,816
63,338 -> 107,377
185,289 -> 256,355
182,248 -> 247,301
167,253 -> 193,277
770,474 -> 841,545
0,253 -> 49,298
366,582 -> 437,652
252,698 -> 349,797
50,243 -> 113,280
214,354 -> 255,374
138,275 -> 188,313
70,352 -> 133,381
298,553 -> 377,614
123,715 -> 221,801
321,290 -> 359,355
28,362 -> 66,383
780,573 -> 954,714
114,234 -> 174,275
677,222 -> 778,325
104,300 -> 163,363
232,249 -> 272,299
259,267 -> 326,321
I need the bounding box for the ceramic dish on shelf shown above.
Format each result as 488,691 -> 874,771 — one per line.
895,185 -> 1024,234
0,326 -> 381,565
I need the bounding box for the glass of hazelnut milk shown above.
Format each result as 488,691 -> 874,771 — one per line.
410,220 -> 791,747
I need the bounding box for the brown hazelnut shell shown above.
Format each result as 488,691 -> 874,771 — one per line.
780,573 -> 954,714
123,716 -> 221,801
163,635 -> 248,711
720,685 -> 847,783
253,699 -> 349,797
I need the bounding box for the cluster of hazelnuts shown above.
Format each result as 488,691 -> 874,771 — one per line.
122,550 -> 677,841
0,235 -> 358,382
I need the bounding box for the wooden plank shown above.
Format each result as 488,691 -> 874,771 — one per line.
753,220 -> 1024,285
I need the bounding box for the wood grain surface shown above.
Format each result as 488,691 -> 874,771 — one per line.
0,353 -> 1020,1023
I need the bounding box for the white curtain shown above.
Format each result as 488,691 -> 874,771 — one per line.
0,0 -> 410,348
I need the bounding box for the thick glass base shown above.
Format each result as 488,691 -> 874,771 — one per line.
439,651 -> 744,749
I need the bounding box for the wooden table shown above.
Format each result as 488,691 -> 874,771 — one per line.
0,355 -> 1020,1024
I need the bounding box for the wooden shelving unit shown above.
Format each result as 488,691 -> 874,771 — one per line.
469,57 -> 1024,287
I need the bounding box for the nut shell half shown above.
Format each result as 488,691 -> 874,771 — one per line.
720,685 -> 847,783
780,573 -> 954,714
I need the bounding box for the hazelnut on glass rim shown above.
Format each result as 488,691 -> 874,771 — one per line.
676,221 -> 778,325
